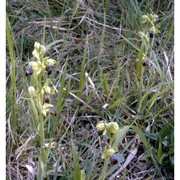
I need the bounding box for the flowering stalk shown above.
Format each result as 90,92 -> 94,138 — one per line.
96,121 -> 120,180
137,13 -> 160,98
26,42 -> 57,179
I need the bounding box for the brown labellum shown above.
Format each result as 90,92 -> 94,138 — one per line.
44,94 -> 51,103
149,29 -> 155,38
49,108 -> 57,116
25,66 -> 34,76
46,66 -> 53,75
110,154 -> 118,165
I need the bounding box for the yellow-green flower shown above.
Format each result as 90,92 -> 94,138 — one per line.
149,13 -> 158,22
42,103 -> 54,116
101,147 -> 118,159
29,61 -> 46,75
96,121 -> 106,132
43,57 -> 56,66
141,13 -> 159,26
30,42 -> 57,76
106,122 -> 120,134
41,79 -> 56,95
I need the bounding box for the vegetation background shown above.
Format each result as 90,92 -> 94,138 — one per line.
6,0 -> 174,179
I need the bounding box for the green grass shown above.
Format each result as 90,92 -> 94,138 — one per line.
6,0 -> 174,179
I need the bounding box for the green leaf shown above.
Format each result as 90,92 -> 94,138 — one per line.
112,126 -> 130,148
71,140 -> 81,180
45,39 -> 66,51
78,41 -> 88,96
137,82 -> 173,113
136,50 -> 144,75
109,98 -> 126,109
80,170 -> 86,180
6,16 -> 17,130
148,83 -> 173,110
55,63 -> 67,118
44,139 -> 52,163
113,153 -> 125,164
137,88 -> 153,113
100,68 -> 110,96
37,160 -> 45,180
156,123 -> 174,164
105,164 -> 119,178
30,99 -> 39,125
53,159 -> 60,180
157,136 -> 163,165
131,126 -> 153,158
120,34 -> 140,53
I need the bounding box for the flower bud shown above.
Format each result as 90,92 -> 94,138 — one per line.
33,42 -> 46,60
39,45 -> 46,55
96,121 -> 106,132
34,42 -> 41,50
28,86 -> 36,97
141,15 -> 148,23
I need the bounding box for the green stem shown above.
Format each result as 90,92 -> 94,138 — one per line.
36,72 -> 46,179
99,157 -> 109,180
39,114 -> 44,149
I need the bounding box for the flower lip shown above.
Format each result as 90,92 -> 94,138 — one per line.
25,66 -> 34,76
46,66 -> 53,75
149,29 -> 155,38
44,94 -> 51,103
110,154 -> 118,165
48,108 -> 57,116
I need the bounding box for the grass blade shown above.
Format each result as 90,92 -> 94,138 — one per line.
71,140 -> 81,180
78,40 -> 88,96
45,39 -> 66,51
131,126 -> 153,158
109,97 -> 126,109
55,63 -> 67,118
148,83 -> 173,110
6,16 -> 17,131
112,126 -> 130,148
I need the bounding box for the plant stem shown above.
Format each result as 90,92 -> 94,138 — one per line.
99,157 -> 109,180
37,73 -> 46,179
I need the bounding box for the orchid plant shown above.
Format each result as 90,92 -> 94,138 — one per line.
26,42 -> 57,179
96,13 -> 160,180
96,121 -> 121,180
